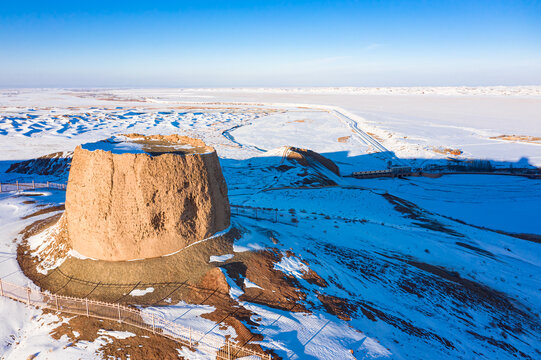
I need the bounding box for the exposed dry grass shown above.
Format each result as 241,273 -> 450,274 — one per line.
490,135 -> 541,144
432,147 -> 463,156
366,132 -> 383,142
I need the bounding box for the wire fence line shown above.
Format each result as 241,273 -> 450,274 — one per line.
0,180 -> 67,192
0,279 -> 271,360
230,204 -> 299,226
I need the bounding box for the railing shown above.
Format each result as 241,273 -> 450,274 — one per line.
0,279 -> 270,360
0,180 -> 67,192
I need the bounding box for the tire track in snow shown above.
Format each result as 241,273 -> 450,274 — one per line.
329,109 -> 410,167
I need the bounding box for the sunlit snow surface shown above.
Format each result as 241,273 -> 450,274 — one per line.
0,88 -> 540,359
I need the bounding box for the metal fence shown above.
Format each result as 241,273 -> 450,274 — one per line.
0,180 -> 67,192
230,204 -> 298,226
0,279 -> 270,360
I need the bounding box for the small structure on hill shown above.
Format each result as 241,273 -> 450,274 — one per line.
65,134 -> 230,261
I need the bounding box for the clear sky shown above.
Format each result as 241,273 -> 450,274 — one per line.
1,0 -> 540,87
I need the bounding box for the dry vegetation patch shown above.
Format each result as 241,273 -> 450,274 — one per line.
366,132 -> 384,142
490,135 -> 541,144
432,147 -> 463,156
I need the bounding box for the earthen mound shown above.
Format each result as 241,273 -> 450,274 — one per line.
7,151 -> 73,177
285,147 -> 340,176
65,134 -> 230,261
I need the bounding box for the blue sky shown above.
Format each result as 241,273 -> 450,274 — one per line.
1,0 -> 540,87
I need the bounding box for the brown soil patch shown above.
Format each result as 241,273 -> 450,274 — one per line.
49,311 -> 185,359
490,135 -> 541,144
381,193 -> 463,237
317,294 -> 356,321
287,119 -> 309,124
20,213 -> 63,241
232,250 -> 309,312
433,147 -> 463,156
337,136 -> 351,143
366,132 -> 383,142
286,147 -> 340,176
312,240 -> 539,354
466,330 -> 534,359
383,253 -> 539,343
358,301 -> 455,349
21,205 -> 65,220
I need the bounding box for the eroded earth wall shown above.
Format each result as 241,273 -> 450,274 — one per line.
65,146 -> 230,261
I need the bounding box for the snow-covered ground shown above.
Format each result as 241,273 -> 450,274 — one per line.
0,88 -> 540,359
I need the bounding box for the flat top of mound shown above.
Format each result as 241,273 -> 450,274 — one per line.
81,134 -> 213,156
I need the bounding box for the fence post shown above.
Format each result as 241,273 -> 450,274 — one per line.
0,183 -> 2,193
46,181 -> 50,189
0,279 -> 3,296
16,181 -> 19,191
189,327 -> 192,347
55,294 -> 59,311
85,298 -> 89,317
32,180 -> 35,189
26,287 -> 31,306
227,340 -> 230,359
152,313 -> 155,333
117,303 -> 122,323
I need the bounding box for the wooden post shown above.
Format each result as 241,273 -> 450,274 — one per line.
46,181 -> 50,188
0,279 -> 3,296
32,180 -> 35,189
26,287 -> 31,306
227,340 -> 230,359
117,303 -> 122,323
189,327 -> 192,347
0,183 -> 2,193
152,314 -> 155,333
16,181 -> 19,191
85,298 -> 89,317
55,294 -> 59,311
